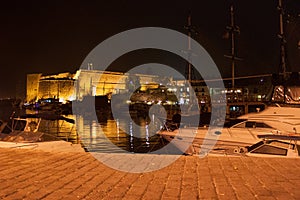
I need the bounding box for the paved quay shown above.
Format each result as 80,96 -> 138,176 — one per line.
0,148 -> 300,200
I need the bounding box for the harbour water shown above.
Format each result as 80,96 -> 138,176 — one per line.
0,100 -> 170,154
75,115 -> 168,153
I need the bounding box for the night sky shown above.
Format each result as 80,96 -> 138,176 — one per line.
1,0 -> 299,98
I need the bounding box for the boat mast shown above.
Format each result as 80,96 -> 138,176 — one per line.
187,13 -> 192,82
224,4 -> 241,90
278,0 -> 287,79
184,12 -> 195,83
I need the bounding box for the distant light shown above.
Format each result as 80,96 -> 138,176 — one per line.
68,95 -> 75,101
179,98 -> 184,104
59,98 -> 66,104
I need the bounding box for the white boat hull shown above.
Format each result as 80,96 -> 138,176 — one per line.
158,126 -> 272,155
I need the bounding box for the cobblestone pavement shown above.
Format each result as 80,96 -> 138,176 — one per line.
0,148 -> 300,200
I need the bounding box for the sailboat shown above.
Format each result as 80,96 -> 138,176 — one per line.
157,1 -> 300,156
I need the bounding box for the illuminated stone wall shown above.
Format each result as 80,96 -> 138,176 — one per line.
26,73 -> 75,102
74,70 -> 126,99
75,70 -> 159,100
26,73 -> 42,102
27,70 -> 166,102
38,78 -> 75,101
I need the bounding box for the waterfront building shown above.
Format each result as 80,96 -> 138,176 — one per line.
26,68 -> 273,119
26,69 -> 170,103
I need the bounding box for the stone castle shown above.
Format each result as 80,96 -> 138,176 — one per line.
26,69 -> 162,103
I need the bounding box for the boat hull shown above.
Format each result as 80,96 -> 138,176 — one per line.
158,127 -> 268,155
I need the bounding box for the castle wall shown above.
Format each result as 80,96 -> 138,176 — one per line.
75,70 -> 127,99
26,74 -> 42,102
75,70 -> 159,100
27,70 -> 165,102
38,79 -> 75,101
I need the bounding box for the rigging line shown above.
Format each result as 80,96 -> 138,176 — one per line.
190,73 -> 273,83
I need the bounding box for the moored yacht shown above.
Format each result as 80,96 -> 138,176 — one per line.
157,104 -> 300,155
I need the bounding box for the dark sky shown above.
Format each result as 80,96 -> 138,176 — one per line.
0,0 -> 299,98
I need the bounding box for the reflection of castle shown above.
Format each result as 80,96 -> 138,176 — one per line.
26,69 -> 168,103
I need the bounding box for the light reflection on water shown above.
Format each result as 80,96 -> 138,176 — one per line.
0,102 -> 168,154
75,115 -> 167,153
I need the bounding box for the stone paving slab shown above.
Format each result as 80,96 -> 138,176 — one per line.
0,148 -> 300,199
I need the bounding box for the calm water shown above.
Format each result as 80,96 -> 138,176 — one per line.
0,101 -> 170,154
75,116 -> 168,153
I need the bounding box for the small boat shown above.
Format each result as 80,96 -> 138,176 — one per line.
0,114 -> 83,152
0,116 -> 41,136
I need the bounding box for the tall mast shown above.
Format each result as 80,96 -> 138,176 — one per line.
184,12 -> 198,83
187,13 -> 192,83
224,4 -> 241,89
277,0 -> 287,79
